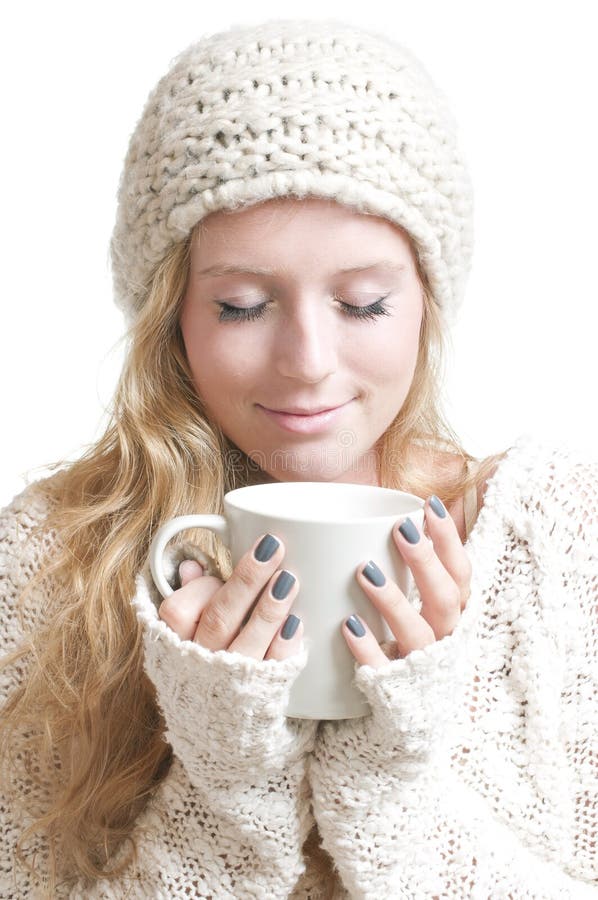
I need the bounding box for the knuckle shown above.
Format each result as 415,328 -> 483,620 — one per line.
440,586 -> 462,614
456,556 -> 473,584
383,593 -> 403,619
384,588 -> 408,618
419,539 -> 437,566
233,556 -> 260,590
159,603 -> 181,629
254,597 -> 287,627
160,577 -> 221,617
158,591 -> 197,638
233,541 -> 284,592
196,574 -> 225,597
157,598 -> 173,623
197,602 -> 229,639
158,589 -> 185,622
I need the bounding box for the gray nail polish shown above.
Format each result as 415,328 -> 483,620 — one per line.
362,560 -> 386,586
272,570 -> 296,600
398,517 -> 420,544
281,614 -> 300,640
346,614 -> 366,637
429,495 -> 447,518
254,533 -> 279,562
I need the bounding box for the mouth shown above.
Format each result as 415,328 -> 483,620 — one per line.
256,400 -> 354,435
260,403 -> 348,415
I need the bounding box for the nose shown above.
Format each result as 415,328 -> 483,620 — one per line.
273,300 -> 338,383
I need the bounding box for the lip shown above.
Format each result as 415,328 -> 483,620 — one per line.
257,400 -> 354,435
266,404 -> 344,415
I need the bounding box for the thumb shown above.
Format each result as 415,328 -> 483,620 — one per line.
179,559 -> 204,586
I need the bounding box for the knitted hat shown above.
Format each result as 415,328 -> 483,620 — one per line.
110,18 -> 474,329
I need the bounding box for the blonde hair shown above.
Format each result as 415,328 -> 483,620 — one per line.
0,213 -> 507,895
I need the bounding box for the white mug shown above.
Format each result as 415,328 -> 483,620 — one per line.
149,481 -> 424,720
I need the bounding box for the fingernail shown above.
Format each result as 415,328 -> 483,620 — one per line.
398,517 -> 420,544
346,614 -> 366,637
272,570 -> 296,600
179,560 -> 202,579
254,533 -> 280,562
362,560 -> 386,586
429,495 -> 447,518
281,614 -> 300,640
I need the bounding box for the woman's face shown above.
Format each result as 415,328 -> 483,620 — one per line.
179,197 -> 424,484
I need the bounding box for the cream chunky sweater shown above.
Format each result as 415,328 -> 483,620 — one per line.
1,433 -> 597,898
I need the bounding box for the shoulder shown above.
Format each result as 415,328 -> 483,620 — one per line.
1,479 -> 56,532
477,434 -> 598,566
531,438 -> 597,566
1,477 -> 60,575
447,434 -> 596,546
506,436 -> 598,678
0,477 -> 62,652
469,433 -> 596,513
507,434 -> 597,520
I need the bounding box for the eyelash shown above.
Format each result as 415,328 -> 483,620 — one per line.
216,294 -> 392,323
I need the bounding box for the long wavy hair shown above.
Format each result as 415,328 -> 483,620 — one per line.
0,211 -> 507,895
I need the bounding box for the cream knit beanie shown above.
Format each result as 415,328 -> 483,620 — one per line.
110,18 -> 474,329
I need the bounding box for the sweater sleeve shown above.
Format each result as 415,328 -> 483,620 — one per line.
308,446 -> 598,899
0,487 -> 318,898
133,546 -> 317,790
76,549 -> 319,897
309,623 -> 596,898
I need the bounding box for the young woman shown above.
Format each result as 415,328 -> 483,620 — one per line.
1,18 -> 596,899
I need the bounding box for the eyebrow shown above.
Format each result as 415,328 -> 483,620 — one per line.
195,261 -> 407,278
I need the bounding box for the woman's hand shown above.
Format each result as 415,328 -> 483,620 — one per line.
343,495 -> 472,668
157,533 -> 304,661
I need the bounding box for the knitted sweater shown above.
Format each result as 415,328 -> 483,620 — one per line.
1,433 -> 597,898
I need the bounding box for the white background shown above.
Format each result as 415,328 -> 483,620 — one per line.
2,0 -> 596,508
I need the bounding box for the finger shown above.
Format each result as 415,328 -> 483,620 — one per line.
393,517 -> 462,639
341,612 -> 395,669
424,496 -> 472,610
228,568 -> 300,660
264,613 -> 305,661
355,560 -> 435,658
158,572 -> 224,641
179,559 -> 204,585
192,532 -> 286,651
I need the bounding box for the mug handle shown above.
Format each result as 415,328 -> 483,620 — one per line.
149,514 -> 230,599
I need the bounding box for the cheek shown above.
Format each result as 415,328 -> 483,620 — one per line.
354,318 -> 420,385
181,314 -> 264,392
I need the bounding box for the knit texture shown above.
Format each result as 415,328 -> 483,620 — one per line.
1,433 -> 597,897
109,18 -> 474,330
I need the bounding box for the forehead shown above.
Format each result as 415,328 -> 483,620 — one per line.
192,197 -> 415,263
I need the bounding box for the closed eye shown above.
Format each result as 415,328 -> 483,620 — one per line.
216,294 -> 393,323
